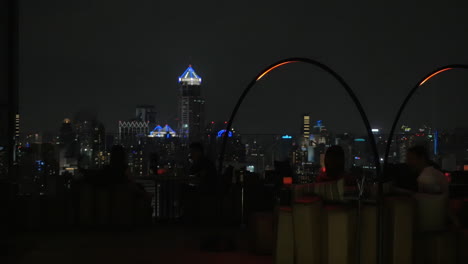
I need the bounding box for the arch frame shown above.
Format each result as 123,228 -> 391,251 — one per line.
218,57 -> 382,263
384,64 -> 468,167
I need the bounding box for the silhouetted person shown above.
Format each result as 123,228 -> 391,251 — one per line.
107,145 -> 129,184
183,143 -> 217,224
405,146 -> 462,228
189,142 -> 217,194
316,145 -> 354,185
389,163 -> 418,192
186,142 -> 225,250
406,145 -> 448,195
105,145 -> 151,202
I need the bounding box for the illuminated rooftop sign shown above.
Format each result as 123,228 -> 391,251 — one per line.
217,129 -> 233,138
178,65 -> 202,85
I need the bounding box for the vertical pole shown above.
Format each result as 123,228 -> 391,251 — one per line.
7,0 -> 19,182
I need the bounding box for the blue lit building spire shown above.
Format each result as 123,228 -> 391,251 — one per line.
178,65 -> 202,85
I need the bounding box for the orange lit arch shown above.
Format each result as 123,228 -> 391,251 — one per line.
217,58 -> 382,263
384,65 -> 468,166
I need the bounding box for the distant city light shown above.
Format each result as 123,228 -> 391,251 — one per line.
354,138 -> 366,142
355,157 -> 361,160
371,129 -> 379,133
282,135 -> 292,139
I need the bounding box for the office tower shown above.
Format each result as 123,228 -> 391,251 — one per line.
13,113 -> 20,162
177,65 -> 205,142
136,105 -> 157,128
74,113 -> 106,169
59,118 -> 75,152
118,120 -> 149,177
118,120 -> 149,146
19,143 -> 60,195
15,114 -> 19,139
57,118 -> 78,173
335,133 -> 354,170
302,114 -> 311,139
300,114 -> 317,163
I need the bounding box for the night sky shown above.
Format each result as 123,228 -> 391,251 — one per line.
19,0 -> 468,136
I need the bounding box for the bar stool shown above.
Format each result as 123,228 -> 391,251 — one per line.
458,229 -> 468,264
384,196 -> 415,264
414,192 -> 447,232
249,211 -> 274,255
314,178 -> 344,202
360,204 -> 377,264
79,184 -> 95,226
111,184 -> 133,227
95,187 -> 111,226
414,231 -> 457,264
322,205 -> 357,264
275,206 -> 295,264
292,196 -> 322,264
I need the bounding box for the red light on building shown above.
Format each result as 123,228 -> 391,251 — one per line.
444,172 -> 452,183
157,168 -> 167,175
283,177 -> 293,185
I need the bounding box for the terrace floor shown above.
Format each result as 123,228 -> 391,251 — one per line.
5,225 -> 273,264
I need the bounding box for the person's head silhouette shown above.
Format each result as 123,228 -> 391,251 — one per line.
110,145 -> 127,171
324,145 -> 345,178
406,145 -> 430,173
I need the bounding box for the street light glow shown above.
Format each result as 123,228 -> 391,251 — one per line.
419,68 -> 453,86
256,61 -> 298,81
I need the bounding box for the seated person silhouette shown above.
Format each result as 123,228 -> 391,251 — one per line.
405,145 -> 461,229
406,145 -> 448,195
316,145 -> 354,186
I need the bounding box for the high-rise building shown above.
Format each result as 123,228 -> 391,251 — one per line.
74,113 -> 106,169
118,120 -> 149,146
136,105 -> 157,128
302,114 -> 310,139
15,114 -> 19,139
177,65 -> 205,142
118,120 -> 149,177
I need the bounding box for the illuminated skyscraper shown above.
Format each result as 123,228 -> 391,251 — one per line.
15,114 -> 19,139
302,114 -> 310,139
177,65 -> 205,142
300,114 -> 314,162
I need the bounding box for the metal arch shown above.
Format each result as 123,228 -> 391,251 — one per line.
218,57 -> 382,264
383,64 -> 468,168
